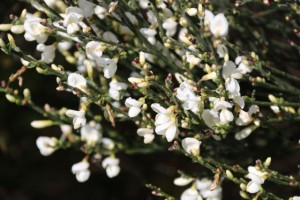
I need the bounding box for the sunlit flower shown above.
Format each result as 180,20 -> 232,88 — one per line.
125,97 -> 143,117
86,41 -> 104,60
205,10 -> 229,37
151,103 -> 178,142
66,109 -> 86,129
176,81 -> 201,113
67,73 -> 87,91
36,43 -> 56,64
108,80 -> 127,100
162,17 -> 177,37
182,137 -> 201,156
246,166 -> 268,193
180,188 -> 201,200
24,17 -> 48,43
222,61 -> 243,97
63,7 -> 84,34
80,123 -> 102,146
96,57 -> 118,78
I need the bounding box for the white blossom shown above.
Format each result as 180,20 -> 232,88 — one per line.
138,0 -> 150,9
196,178 -> 222,200
205,10 -> 229,37
174,176 -> 194,186
24,17 -> 48,43
137,128 -> 155,144
125,97 -> 143,117
36,136 -> 58,156
66,109 -> 86,129
162,17 -> 178,37
36,43 -> 56,64
217,44 -> 228,58
80,123 -> 102,146
222,61 -> 243,97
151,103 -> 178,142
67,73 -> 87,91
108,80 -> 127,100
201,109 -> 220,128
235,125 -> 257,140
246,166 -> 268,193
86,41 -> 104,60
213,100 -> 234,123
235,56 -> 252,74
71,160 -> 90,182
140,28 -> 157,45
182,137 -> 201,156
180,188 -> 201,200
96,57 -> 118,78
63,7 -> 84,34
78,0 -> 95,18
147,11 -> 158,26
236,105 -> 259,126
176,81 -> 201,113
102,157 -> 120,178
94,5 -> 107,19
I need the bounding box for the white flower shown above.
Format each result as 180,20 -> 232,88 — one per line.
96,57 -> 118,78
151,103 -> 178,142
236,105 -> 259,126
138,0 -> 150,9
86,41 -> 104,60
182,137 -> 201,156
246,166 -> 268,193
140,28 -> 157,45
137,128 -> 155,144
162,17 -> 178,37
201,109 -> 220,128
66,109 -> 86,129
176,81 -> 201,113
78,0 -> 95,18
235,125 -> 257,140
186,8 -> 198,16
217,44 -> 228,58
196,178 -> 222,200
71,160 -> 90,182
125,97 -> 143,117
80,123 -> 102,146
94,5 -> 107,19
36,136 -> 58,156
205,10 -> 229,37
102,138 -> 115,150
11,25 -> 24,34
63,7 -> 84,34
67,73 -> 87,91
180,188 -> 201,200
186,46 -> 201,67
36,43 -> 56,64
108,80 -> 127,100
102,157 -> 120,178
235,56 -> 252,74
292,196 -> 300,200
174,176 -> 194,186
147,11 -> 158,26
24,18 -> 48,43
222,61 -> 243,97
213,100 -> 234,123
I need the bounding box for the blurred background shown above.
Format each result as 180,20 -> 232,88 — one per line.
0,0 -> 300,199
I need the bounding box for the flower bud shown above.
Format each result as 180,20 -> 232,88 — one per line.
23,88 -> 31,99
7,33 -> 15,45
5,94 -> 16,103
240,191 -> 250,199
11,25 -> 25,34
226,170 -> 234,179
31,120 -> 54,128
0,38 -> 6,48
263,157 -> 271,168
0,24 -> 12,31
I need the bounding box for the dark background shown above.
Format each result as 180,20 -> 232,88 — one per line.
0,1 -> 300,200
